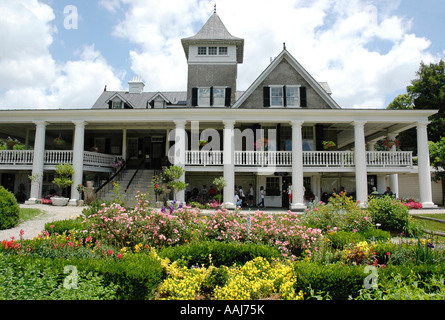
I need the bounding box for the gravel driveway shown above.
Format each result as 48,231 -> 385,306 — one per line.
0,204 -> 86,241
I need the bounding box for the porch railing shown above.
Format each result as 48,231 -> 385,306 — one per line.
366,151 -> 413,167
0,150 -> 34,165
303,151 -> 355,167
185,150 -> 413,168
186,150 -> 223,165
0,150 -> 119,168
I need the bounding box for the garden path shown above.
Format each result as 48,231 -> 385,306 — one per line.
0,204 -> 85,241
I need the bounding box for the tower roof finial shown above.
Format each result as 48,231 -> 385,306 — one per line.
214,4 -> 216,13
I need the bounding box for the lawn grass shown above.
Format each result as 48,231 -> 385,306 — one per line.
19,208 -> 42,222
417,214 -> 445,221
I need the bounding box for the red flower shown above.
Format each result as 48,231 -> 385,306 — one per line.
117,253 -> 123,259
108,249 -> 113,256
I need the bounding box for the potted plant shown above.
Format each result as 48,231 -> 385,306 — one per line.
86,174 -> 95,187
51,163 -> 75,206
322,140 -> 336,150
163,165 -> 188,205
6,137 -> 19,149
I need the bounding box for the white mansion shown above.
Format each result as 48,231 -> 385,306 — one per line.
0,12 -> 440,209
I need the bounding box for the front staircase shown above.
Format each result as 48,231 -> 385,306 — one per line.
99,169 -> 155,207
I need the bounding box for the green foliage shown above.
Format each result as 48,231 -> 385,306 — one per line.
0,254 -> 118,300
294,261 -> 366,300
429,137 -> 445,182
0,186 -> 20,230
158,240 -> 282,268
301,194 -> 374,233
52,163 -> 75,196
327,231 -> 365,250
212,176 -> 226,193
366,196 -> 411,235
163,165 -> 188,200
44,217 -> 86,235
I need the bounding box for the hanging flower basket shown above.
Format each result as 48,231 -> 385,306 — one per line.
54,137 -> 65,145
383,139 -> 400,150
322,141 -> 336,150
6,137 -> 19,149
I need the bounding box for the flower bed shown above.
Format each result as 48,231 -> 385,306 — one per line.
1,192 -> 444,300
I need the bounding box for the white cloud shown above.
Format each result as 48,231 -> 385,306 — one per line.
0,0 -> 441,109
108,0 -> 437,108
0,0 -> 123,110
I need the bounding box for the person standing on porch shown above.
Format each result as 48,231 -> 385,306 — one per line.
257,186 -> 265,208
287,183 -> 292,205
248,184 -> 254,207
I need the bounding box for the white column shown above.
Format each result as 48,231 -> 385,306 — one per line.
417,121 -> 436,208
173,120 -> 187,203
387,133 -> 399,198
122,128 -> 127,160
69,121 -> 86,205
354,121 -> 368,206
290,120 -> 305,210
27,121 -> 47,203
223,120 -> 236,209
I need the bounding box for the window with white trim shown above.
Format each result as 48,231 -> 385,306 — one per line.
213,87 -> 226,106
285,85 -> 301,107
208,47 -> 217,55
219,47 -> 228,55
198,47 -> 207,55
198,88 -> 211,106
270,86 -> 284,107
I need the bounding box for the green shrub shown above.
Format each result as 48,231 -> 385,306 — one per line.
294,261 -> 366,300
0,252 -> 164,300
0,186 -> 20,230
367,196 -> 410,234
0,254 -> 118,300
158,240 -> 282,268
361,228 -> 391,243
327,231 -> 365,249
45,218 -> 86,235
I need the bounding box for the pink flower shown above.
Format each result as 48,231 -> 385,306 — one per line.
353,229 -> 357,233
108,250 -> 113,256
364,216 -> 369,221
117,253 -> 123,259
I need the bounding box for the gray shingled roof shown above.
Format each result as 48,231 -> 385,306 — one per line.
181,12 -> 244,63
92,91 -> 188,109
91,90 -> 246,109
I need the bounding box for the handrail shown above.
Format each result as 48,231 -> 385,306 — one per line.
95,155 -> 133,194
125,157 -> 146,193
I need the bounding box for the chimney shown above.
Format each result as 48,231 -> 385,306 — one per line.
128,76 -> 145,94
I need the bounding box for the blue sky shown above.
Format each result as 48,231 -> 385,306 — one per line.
0,0 -> 444,109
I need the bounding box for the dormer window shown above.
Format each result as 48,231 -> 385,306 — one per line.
112,100 -> 122,109
198,47 -> 207,55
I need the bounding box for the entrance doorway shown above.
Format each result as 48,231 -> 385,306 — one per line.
1,173 -> 15,193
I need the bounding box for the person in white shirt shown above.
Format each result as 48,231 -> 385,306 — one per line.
257,186 -> 265,208
234,192 -> 242,207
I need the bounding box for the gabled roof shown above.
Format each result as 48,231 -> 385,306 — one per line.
232,49 -> 341,109
106,92 -> 135,109
181,12 -> 244,63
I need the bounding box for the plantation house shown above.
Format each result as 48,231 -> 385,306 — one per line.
0,11 -> 440,209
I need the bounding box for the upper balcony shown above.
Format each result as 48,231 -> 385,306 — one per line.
0,150 -> 119,172
0,149 -> 414,173
185,150 -> 414,172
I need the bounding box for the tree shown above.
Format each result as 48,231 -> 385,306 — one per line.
407,60 -> 445,143
163,165 -> 188,201
429,138 -> 445,205
387,60 -> 445,153
52,163 -> 75,197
